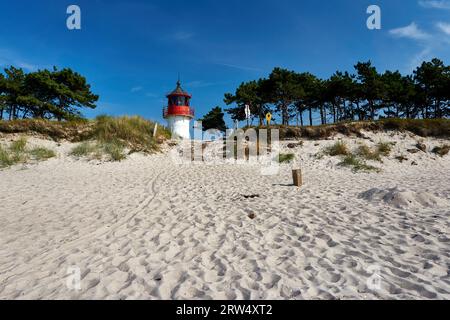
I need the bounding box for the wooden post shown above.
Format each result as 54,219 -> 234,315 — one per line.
292,169 -> 302,187
153,123 -> 158,137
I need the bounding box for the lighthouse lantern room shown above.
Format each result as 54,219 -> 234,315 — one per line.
163,80 -> 194,139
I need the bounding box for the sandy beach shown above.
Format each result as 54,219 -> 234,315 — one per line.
0,131 -> 449,300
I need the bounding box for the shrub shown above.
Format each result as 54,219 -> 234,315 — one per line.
278,153 -> 295,163
324,141 -> 349,156
431,145 -> 450,157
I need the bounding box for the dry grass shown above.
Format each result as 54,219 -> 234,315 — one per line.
91,115 -> 169,153
260,118 -> 450,140
0,116 -> 169,153
377,141 -> 393,156
356,144 -> 381,162
0,116 -> 169,163
324,141 -> 349,156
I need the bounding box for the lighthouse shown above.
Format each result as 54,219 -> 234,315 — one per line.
163,80 -> 195,139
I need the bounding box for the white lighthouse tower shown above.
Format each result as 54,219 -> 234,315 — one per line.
163,80 -> 194,139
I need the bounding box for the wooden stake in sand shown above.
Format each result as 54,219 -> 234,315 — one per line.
292,169 -> 302,187
153,123 -> 158,137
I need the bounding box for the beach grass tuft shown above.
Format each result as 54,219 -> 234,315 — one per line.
356,144 -> 381,162
324,141 -> 349,156
278,153 -> 295,163
376,141 -> 393,157
30,147 -> 56,160
0,138 -> 56,168
338,154 -> 379,172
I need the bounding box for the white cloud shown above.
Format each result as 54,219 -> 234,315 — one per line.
184,80 -> 218,88
389,22 -> 430,40
172,32 -> 194,41
215,62 -> 262,72
131,86 -> 143,93
419,0 -> 450,9
408,47 -> 433,71
0,48 -> 42,71
436,22 -> 450,34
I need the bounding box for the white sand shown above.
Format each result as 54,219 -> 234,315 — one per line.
0,132 -> 449,299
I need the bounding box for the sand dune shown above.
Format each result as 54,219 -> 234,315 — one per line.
0,132 -> 449,299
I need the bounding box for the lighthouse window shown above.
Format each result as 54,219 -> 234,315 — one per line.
169,96 -> 190,106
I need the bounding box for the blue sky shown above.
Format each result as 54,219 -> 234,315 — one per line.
0,0 -> 449,125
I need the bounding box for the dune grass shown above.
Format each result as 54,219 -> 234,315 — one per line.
101,141 -> 126,161
0,145 -> 14,168
0,116 -> 169,152
338,154 -> 379,172
355,141 -> 393,162
356,144 -> 381,162
29,147 -> 56,161
10,137 -> 28,153
70,140 -> 126,161
278,153 -> 295,163
70,142 -> 98,157
257,118 -> 450,140
324,141 -> 349,156
0,137 -> 56,168
90,115 -> 169,153
376,141 -> 393,156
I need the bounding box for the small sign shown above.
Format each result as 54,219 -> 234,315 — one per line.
244,104 -> 251,119
266,112 -> 272,126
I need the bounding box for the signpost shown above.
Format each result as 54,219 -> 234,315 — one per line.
266,112 -> 272,126
245,104 -> 251,127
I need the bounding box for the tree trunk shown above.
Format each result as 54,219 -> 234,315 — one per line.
320,106 -> 325,125
309,107 -> 313,126
332,104 -> 336,123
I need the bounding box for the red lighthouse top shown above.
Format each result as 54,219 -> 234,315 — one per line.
163,80 -> 195,119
